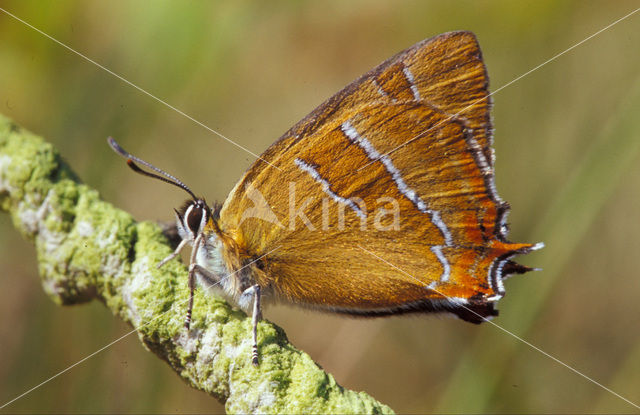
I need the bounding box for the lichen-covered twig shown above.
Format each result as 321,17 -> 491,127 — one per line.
0,114 -> 393,414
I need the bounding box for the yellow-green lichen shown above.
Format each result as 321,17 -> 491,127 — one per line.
0,114 -> 394,414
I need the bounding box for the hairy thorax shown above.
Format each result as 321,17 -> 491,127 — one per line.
196,230 -> 263,312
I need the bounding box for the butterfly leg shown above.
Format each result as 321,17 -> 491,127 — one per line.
183,234 -> 226,329
157,238 -> 188,269
239,284 -> 262,366
185,264 -> 196,329
184,263 -> 223,329
184,233 -> 204,330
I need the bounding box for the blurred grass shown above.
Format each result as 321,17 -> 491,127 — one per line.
1,1 -> 639,413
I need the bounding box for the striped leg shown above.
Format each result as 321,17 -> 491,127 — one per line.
185,266 -> 195,329
250,285 -> 262,366
184,234 -> 203,330
184,263 -> 223,329
157,238 -> 188,269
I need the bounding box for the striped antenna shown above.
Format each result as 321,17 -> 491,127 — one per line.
107,137 -> 198,201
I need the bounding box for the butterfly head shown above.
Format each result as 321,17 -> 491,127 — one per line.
174,198 -> 214,241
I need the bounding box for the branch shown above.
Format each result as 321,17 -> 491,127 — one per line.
0,114 -> 393,414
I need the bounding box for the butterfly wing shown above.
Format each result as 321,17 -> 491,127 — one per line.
218,31 -> 538,322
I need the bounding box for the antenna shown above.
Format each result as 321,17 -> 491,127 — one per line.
107,137 -> 198,201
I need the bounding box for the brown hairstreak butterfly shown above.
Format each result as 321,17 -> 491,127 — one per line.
109,31 -> 542,365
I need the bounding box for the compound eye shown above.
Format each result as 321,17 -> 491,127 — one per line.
185,203 -> 205,234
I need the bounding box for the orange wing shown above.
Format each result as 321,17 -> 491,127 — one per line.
217,31 -> 539,322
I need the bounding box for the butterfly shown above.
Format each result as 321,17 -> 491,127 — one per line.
109,31 -> 541,366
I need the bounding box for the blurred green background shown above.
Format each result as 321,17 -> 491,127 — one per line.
1,1 -> 639,413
